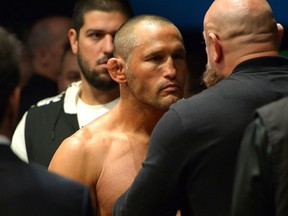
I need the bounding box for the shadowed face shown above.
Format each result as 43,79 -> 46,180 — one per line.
45,17 -> 72,81
58,50 -> 81,92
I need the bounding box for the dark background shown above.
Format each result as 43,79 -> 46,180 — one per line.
0,0 -> 287,53
0,0 -> 287,95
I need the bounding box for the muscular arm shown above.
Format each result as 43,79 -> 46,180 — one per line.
113,109 -> 189,216
11,112 -> 29,162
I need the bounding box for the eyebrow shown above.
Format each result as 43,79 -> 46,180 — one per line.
86,29 -> 105,34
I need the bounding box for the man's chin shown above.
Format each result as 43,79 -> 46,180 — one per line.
163,95 -> 183,106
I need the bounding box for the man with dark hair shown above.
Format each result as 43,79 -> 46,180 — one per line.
0,25 -> 93,216
72,0 -> 133,35
11,0 -> 134,167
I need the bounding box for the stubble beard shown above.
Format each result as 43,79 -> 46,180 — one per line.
77,52 -> 118,91
125,66 -> 180,111
202,64 -> 225,88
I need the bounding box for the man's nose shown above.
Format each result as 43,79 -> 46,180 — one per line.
163,57 -> 177,79
103,35 -> 114,54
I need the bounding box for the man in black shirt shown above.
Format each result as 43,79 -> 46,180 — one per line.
113,0 -> 288,215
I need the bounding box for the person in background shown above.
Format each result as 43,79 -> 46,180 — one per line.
112,0 -> 288,215
19,44 -> 33,88
49,14 -> 187,216
11,0 -> 134,168
57,44 -> 81,93
0,25 -> 93,216
18,15 -> 72,119
232,96 -> 288,216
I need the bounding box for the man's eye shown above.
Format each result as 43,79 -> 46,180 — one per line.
90,33 -> 102,39
148,56 -> 162,62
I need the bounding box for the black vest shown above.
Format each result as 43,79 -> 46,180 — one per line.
25,93 -> 79,168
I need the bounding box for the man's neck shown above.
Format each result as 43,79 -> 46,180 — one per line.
115,100 -> 166,136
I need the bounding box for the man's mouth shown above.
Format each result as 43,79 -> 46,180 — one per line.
162,83 -> 181,93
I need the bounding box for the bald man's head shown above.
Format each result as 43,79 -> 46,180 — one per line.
204,0 -> 280,50
28,16 -> 71,54
202,0 -> 283,87
26,16 -> 72,81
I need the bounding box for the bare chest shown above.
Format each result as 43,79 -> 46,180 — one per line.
95,139 -> 148,215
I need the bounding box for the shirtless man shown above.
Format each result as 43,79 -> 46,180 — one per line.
49,15 -> 187,216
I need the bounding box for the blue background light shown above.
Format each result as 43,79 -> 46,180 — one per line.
129,0 -> 288,30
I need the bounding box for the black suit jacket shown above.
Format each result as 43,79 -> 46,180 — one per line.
232,97 -> 288,216
0,145 -> 93,216
113,56 -> 288,216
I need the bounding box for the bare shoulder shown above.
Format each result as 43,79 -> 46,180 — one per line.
57,128 -> 93,158
49,126 -> 105,182
80,115 -> 130,151
49,112 -> 132,169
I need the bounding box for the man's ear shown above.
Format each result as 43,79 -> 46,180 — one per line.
208,32 -> 222,63
277,23 -> 284,43
68,29 -> 78,54
107,57 -> 126,84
